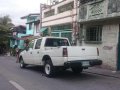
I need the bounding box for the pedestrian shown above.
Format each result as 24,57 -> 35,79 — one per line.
14,45 -> 20,63
24,39 -> 30,51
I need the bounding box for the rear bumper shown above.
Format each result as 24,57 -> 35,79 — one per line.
64,59 -> 102,68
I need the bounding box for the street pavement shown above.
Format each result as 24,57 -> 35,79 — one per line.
0,74 -> 17,90
0,56 -> 120,90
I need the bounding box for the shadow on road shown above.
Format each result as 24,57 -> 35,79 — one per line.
24,65 -> 100,81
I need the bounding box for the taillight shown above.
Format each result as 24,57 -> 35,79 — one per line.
97,48 -> 99,56
63,48 -> 68,57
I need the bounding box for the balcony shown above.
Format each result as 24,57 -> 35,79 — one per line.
79,0 -> 120,23
42,8 -> 77,27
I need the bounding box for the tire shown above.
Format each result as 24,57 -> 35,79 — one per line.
19,58 -> 26,68
44,60 -> 55,77
71,67 -> 83,74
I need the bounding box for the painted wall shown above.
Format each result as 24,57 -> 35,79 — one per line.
42,0 -> 77,27
17,33 -> 27,49
26,23 -> 34,35
78,0 -> 120,70
79,0 -> 120,23
82,21 -> 119,70
10,39 -> 17,48
26,17 -> 40,36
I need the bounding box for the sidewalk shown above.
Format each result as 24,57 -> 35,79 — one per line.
84,67 -> 120,78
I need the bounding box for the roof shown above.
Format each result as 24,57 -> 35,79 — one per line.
41,36 -> 69,40
21,13 -> 40,19
11,25 -> 26,34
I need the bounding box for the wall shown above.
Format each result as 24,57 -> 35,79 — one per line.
79,0 -> 120,23
17,34 -> 26,49
34,23 -> 40,36
82,22 -> 119,70
42,10 -> 76,26
26,16 -> 40,36
42,0 -> 77,27
26,23 -> 34,35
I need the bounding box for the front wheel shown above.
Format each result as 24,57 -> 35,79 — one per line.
71,67 -> 83,74
44,60 -> 55,77
19,58 -> 26,68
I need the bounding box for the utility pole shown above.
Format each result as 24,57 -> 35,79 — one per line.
40,4 -> 43,29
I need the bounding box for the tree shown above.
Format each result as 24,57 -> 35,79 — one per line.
0,15 -> 14,54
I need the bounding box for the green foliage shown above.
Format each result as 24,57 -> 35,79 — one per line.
0,15 -> 14,50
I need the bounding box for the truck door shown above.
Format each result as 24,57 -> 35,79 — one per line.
23,40 -> 35,64
32,39 -> 42,65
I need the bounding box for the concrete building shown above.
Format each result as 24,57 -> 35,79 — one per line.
41,0 -> 78,43
78,0 -> 120,70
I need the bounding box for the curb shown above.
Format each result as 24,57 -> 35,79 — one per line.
84,71 -> 120,79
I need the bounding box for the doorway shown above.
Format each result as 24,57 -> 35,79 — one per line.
117,25 -> 120,70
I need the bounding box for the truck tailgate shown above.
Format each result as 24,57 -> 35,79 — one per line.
67,46 -> 98,61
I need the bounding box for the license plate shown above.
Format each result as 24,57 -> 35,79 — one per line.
82,61 -> 90,66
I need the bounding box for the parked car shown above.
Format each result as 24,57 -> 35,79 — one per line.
19,37 -> 102,77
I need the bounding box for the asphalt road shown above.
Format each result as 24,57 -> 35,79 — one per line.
0,56 -> 120,90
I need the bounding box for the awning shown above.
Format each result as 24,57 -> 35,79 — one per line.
40,27 -> 47,33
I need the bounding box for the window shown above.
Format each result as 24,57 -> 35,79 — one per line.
44,9 -> 55,18
51,24 -> 72,31
29,41 -> 34,49
45,38 -> 69,47
29,23 -> 32,30
80,0 -> 94,4
35,39 -> 42,49
58,2 -> 74,13
85,26 -> 102,43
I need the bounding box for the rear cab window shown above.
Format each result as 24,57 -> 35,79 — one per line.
45,38 -> 70,47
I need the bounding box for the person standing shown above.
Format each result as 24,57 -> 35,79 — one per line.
14,45 -> 19,63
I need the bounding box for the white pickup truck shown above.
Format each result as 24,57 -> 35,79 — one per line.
19,37 -> 102,77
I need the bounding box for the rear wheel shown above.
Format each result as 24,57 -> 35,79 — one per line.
44,60 -> 55,77
71,67 -> 83,74
19,58 -> 26,68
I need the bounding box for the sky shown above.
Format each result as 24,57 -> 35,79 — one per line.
0,0 -> 49,25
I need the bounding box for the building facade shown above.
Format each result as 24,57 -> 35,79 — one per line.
78,0 -> 120,70
10,25 -> 26,49
21,13 -> 40,36
41,0 -> 78,43
10,13 -> 40,50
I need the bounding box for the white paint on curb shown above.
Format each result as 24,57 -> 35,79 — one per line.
9,80 -> 25,90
